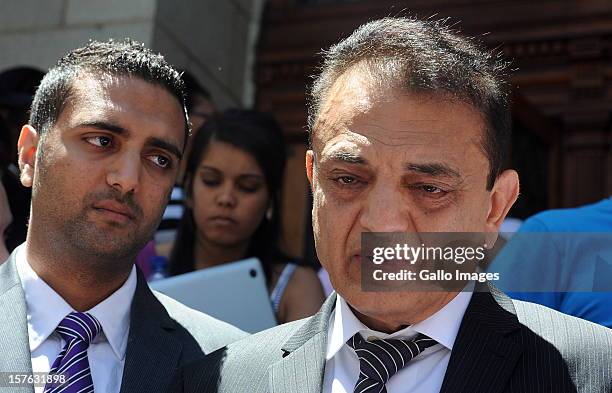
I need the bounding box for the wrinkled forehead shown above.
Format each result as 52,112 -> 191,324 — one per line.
313,74 -> 485,151
316,122 -> 454,162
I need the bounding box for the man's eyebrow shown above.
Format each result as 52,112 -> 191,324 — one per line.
404,162 -> 461,178
328,151 -> 368,165
79,120 -> 128,135
148,137 -> 183,160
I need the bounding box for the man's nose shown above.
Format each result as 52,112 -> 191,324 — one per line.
106,153 -> 141,195
359,182 -> 416,233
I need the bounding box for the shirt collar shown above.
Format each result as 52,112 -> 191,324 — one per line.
87,265 -> 137,360
16,244 -> 137,360
326,286 -> 473,360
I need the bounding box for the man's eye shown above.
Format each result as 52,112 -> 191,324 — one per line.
149,155 -> 171,169
420,185 -> 444,194
86,136 -> 112,147
336,176 -> 358,185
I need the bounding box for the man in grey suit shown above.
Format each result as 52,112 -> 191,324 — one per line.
0,39 -> 245,393
175,17 -> 612,393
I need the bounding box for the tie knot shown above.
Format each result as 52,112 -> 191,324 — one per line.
56,312 -> 102,345
347,333 -> 437,384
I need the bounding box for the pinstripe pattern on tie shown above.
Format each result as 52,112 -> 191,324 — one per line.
43,312 -> 102,393
347,333 -> 437,393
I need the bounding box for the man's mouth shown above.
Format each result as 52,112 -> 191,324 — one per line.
92,200 -> 135,222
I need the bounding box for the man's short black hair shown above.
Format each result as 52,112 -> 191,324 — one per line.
309,17 -> 511,190
30,38 -> 190,145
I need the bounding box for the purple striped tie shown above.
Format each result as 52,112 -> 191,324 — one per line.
43,312 -> 102,393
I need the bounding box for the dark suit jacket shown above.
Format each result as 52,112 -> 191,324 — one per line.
0,250 -> 247,393
176,284 -> 612,393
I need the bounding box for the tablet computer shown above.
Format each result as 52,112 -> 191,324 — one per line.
149,258 -> 277,333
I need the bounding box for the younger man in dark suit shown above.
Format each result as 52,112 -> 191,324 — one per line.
0,39 -> 245,393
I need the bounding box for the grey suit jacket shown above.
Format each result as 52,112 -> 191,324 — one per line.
0,250 -> 247,393
176,284 -> 612,393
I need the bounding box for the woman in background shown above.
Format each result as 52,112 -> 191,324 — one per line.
169,109 -> 325,324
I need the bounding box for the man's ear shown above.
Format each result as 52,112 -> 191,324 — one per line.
486,169 -> 520,233
17,125 -> 39,188
305,150 -> 315,188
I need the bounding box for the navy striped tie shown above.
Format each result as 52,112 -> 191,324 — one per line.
347,332 -> 437,393
44,312 -> 102,393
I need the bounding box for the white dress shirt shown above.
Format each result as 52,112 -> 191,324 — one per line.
323,289 -> 473,393
15,245 -> 137,393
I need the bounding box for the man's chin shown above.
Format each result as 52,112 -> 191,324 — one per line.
68,227 -> 146,261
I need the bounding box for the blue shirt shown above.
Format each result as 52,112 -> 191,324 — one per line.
492,198 -> 612,328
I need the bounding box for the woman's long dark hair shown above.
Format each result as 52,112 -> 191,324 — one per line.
169,109 -> 289,282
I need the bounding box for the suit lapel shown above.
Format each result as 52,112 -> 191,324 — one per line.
0,252 -> 34,393
439,283 -> 523,393
268,293 -> 336,393
119,270 -> 183,393
268,284 -> 523,393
